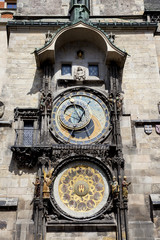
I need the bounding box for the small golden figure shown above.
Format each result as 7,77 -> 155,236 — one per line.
111,176 -> 119,200
43,168 -> 54,198
32,177 -> 40,198
122,176 -> 131,199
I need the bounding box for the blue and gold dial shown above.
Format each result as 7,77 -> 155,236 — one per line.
52,90 -> 110,144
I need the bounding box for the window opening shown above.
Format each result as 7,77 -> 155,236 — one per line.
61,64 -> 72,76
23,121 -> 34,146
88,64 -> 99,77
7,3 -> 17,9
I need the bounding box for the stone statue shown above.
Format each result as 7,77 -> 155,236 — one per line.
111,176 -> 119,200
32,176 -> 40,198
45,30 -> 53,44
43,168 -> 54,198
116,93 -> 123,111
122,176 -> 131,199
74,67 -> 86,81
40,91 -> 46,112
46,93 -> 52,111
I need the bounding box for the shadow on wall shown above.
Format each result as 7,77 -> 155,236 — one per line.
9,152 -> 37,176
27,69 -> 43,95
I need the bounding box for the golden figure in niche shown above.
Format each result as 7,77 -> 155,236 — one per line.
43,168 -> 54,198
111,176 -> 119,200
122,176 -> 131,199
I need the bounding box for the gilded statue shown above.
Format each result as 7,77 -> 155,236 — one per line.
122,176 -> 131,199
111,176 -> 119,200
43,168 -> 54,198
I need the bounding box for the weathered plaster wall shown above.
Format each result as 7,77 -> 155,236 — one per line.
17,0 -> 70,16
91,0 -> 144,16
16,0 -> 144,16
144,0 -> 160,11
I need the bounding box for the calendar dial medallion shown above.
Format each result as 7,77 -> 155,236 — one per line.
53,161 -> 110,219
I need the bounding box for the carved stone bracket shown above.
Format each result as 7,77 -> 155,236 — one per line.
112,156 -> 124,168
14,108 -> 39,120
40,90 -> 52,113
11,147 -> 52,168
38,153 -> 50,166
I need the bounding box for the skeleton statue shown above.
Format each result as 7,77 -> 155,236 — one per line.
74,67 -> 86,81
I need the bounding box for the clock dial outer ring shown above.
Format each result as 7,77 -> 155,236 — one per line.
52,160 -> 110,219
59,99 -> 91,130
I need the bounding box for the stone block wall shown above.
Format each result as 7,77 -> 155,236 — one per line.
117,30 -> 160,239
144,0 -> 160,11
0,21 -> 160,239
16,0 -> 144,16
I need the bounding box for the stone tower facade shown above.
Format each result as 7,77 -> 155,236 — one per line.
0,0 -> 160,240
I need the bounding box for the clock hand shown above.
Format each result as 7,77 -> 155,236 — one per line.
84,125 -> 90,139
64,113 -> 79,121
77,109 -> 85,123
69,97 -> 82,120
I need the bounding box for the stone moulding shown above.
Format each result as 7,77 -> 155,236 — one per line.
0,198 -> 18,210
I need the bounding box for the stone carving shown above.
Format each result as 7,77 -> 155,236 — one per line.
108,93 -> 123,112
51,144 -> 109,163
122,176 -> 131,199
32,177 -> 40,198
74,67 -> 86,81
14,108 -> 39,120
111,176 -> 119,200
45,30 -> 53,44
144,125 -> 152,135
40,91 -> 52,112
100,212 -> 114,221
0,101 -> 5,118
47,213 -> 59,222
155,125 -> 160,135
43,168 -> 54,198
116,93 -> 123,112
150,14 -> 160,23
108,32 -> 115,43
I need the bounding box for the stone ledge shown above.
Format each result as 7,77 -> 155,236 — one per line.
150,194 -> 160,206
0,198 -> 18,210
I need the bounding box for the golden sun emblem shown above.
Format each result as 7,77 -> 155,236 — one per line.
58,165 -> 105,212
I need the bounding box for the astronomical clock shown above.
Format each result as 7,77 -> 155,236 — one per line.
47,87 -> 115,225
51,88 -> 111,145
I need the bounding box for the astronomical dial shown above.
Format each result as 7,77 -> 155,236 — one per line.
52,90 -> 110,144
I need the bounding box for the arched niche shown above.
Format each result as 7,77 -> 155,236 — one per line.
34,21 -> 127,69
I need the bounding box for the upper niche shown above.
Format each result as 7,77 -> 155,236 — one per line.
34,21 -> 127,69
54,41 -> 107,82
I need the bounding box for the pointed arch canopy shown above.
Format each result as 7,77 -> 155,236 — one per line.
34,21 -> 127,68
